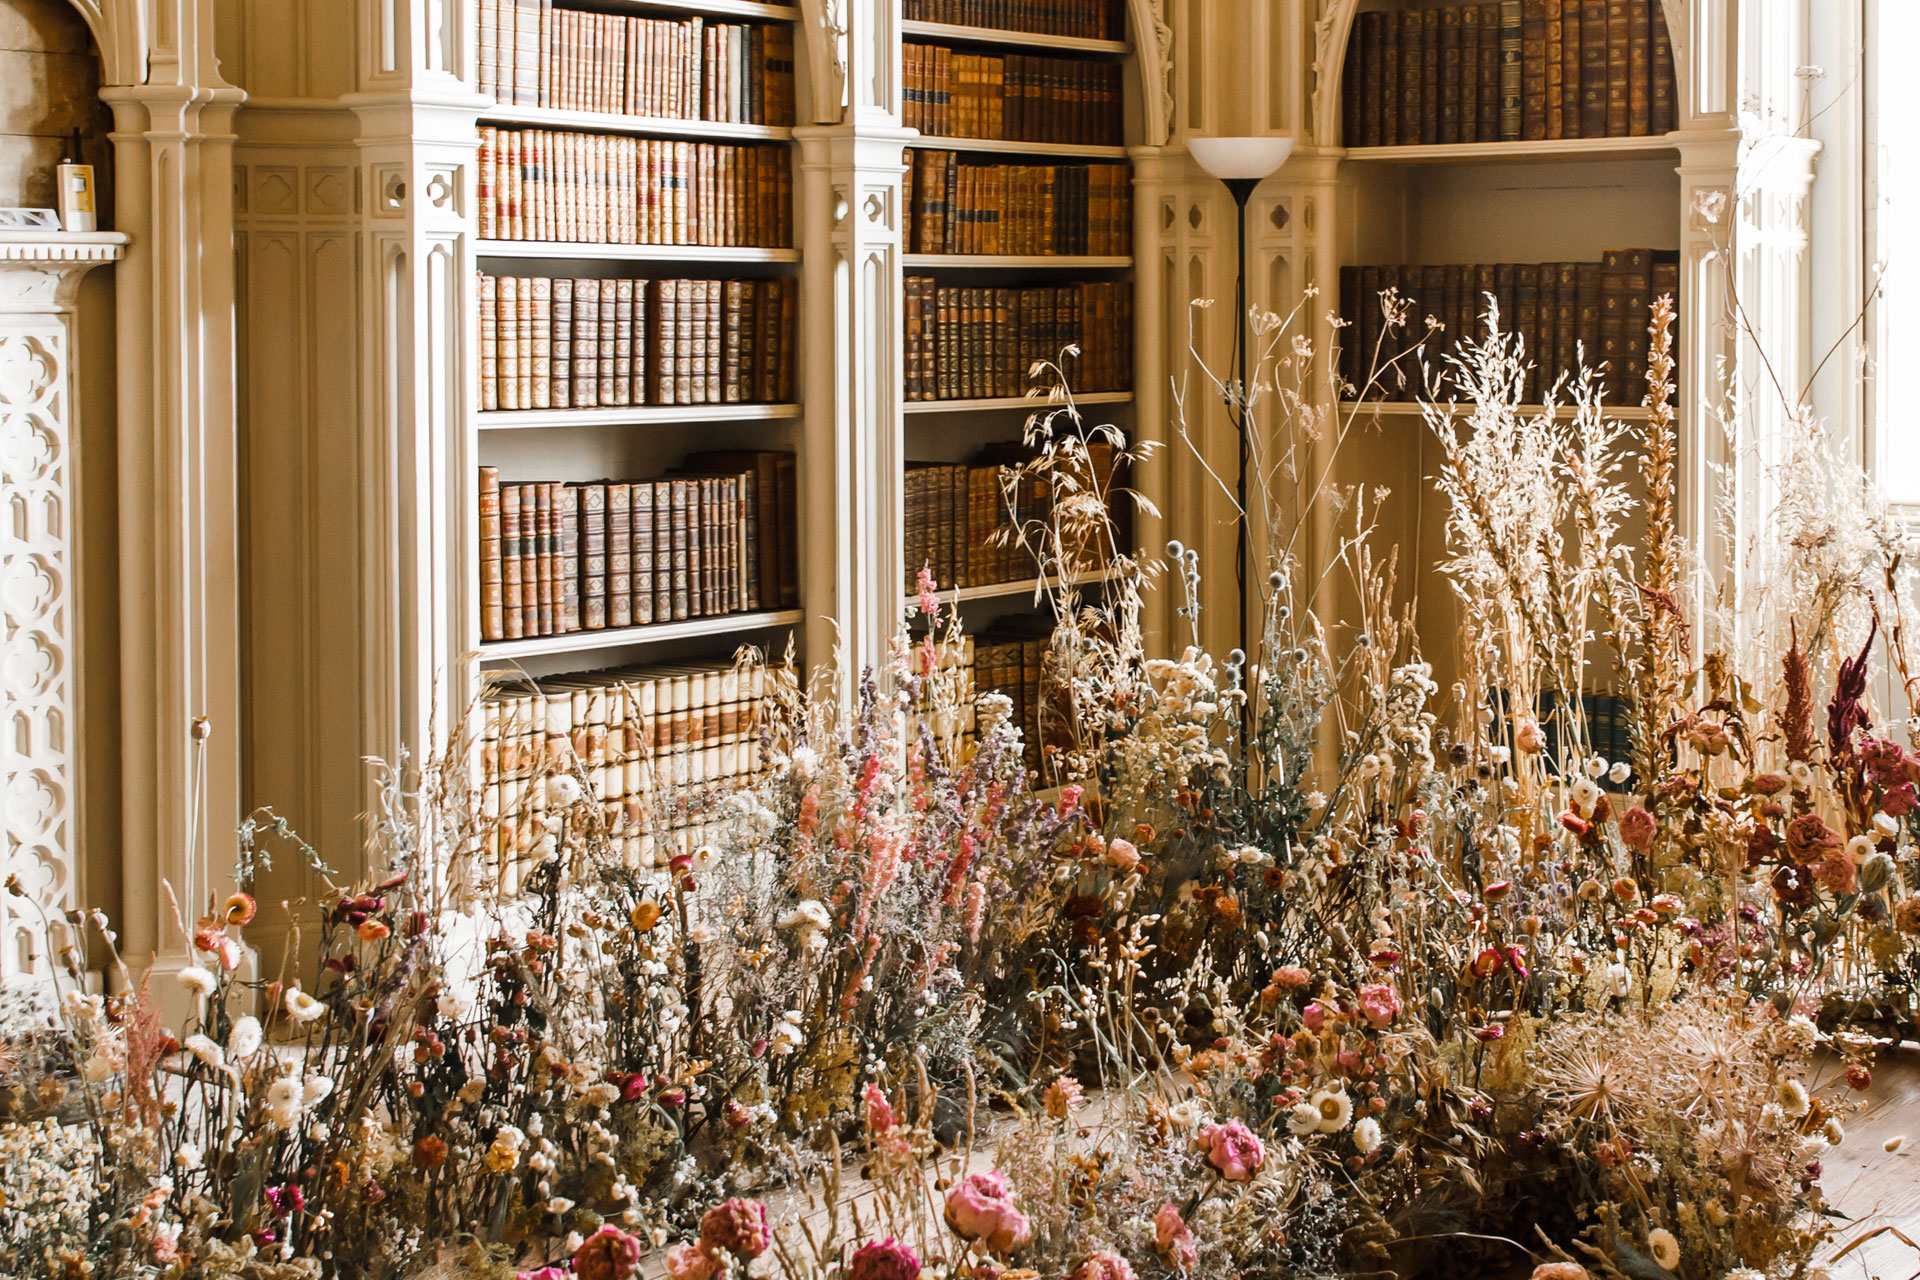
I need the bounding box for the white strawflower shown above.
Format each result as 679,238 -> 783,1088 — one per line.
1286,1101 -> 1321,1135
1352,1116 -> 1382,1154
436,989 -> 470,1021
1778,1078 -> 1811,1117
1585,757 -> 1608,779
1609,762 -> 1631,784
1570,778 -> 1601,815
173,1142 -> 203,1171
302,1074 -> 335,1107
284,987 -> 325,1023
549,773 -> 584,806
226,1015 -> 262,1059
1789,761 -> 1814,788
1647,1226 -> 1680,1270
176,966 -> 217,997
264,1076 -> 304,1128
1605,962 -> 1633,999
1824,1117 -> 1847,1145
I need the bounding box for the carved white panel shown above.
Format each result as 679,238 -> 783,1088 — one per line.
0,321 -> 77,982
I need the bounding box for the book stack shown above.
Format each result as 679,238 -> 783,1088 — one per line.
477,1 -> 796,125
479,129 -> 793,247
903,43 -> 1124,146
1339,0 -> 1676,147
903,278 -> 1133,399
903,0 -> 1124,40
908,152 -> 1131,255
478,274 -> 797,411
479,657 -> 770,888
903,439 -> 1124,592
478,453 -> 798,643
1338,248 -> 1679,405
904,635 -> 980,760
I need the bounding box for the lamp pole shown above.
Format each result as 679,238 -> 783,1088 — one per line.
1184,135 -> 1293,664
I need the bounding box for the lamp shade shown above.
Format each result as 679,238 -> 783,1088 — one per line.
1185,135 -> 1295,181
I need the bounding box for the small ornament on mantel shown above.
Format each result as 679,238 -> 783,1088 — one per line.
56,129 -> 96,233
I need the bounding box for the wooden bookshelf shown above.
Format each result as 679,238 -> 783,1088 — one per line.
900,18 -> 1128,55
479,608 -> 803,663
469,0 -> 807,675
904,254 -> 1132,270
904,566 -> 1124,609
477,242 -> 801,264
478,104 -> 793,143
905,391 -> 1133,415
905,135 -> 1130,161
1342,135 -> 1681,166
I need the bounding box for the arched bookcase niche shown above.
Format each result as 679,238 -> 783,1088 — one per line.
1307,0 -> 1687,147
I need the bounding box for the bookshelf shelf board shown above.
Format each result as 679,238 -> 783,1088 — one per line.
480,609 -> 805,662
900,19 -> 1130,55
1341,135 -> 1681,166
479,404 -> 804,431
477,240 -> 801,264
1342,400 -> 1653,422
904,391 -> 1133,414
607,0 -> 800,19
906,134 -> 1130,161
906,568 -> 1122,609
479,104 -> 793,143
904,253 -> 1132,269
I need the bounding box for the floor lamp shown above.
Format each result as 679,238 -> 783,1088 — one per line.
1185,135 -> 1295,666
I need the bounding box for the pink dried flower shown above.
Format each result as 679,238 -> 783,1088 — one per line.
864,1082 -> 896,1134
1197,1121 -> 1265,1181
1154,1204 -> 1197,1273
944,1171 -> 1033,1253
1301,1002 -> 1327,1032
1042,1076 -> 1085,1119
1270,966 -> 1311,989
665,1244 -> 717,1280
573,1226 -> 645,1280
1356,983 -> 1401,1029
849,1239 -> 922,1280
1619,805 -> 1656,851
1530,1265 -> 1590,1280
1104,837 -> 1140,871
698,1198 -> 770,1258
1069,1250 -> 1136,1280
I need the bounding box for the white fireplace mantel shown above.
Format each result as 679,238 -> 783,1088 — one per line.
0,229 -> 124,985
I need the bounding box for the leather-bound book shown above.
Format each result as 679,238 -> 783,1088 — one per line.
1522,0 -> 1549,140
1545,0 -> 1565,137
1421,8 -> 1441,144
1439,7 -> 1463,145
1478,4 -> 1501,141
480,467 -> 504,641
1650,0 -> 1675,133
1399,11 -> 1423,146
1605,0 -> 1629,135
1381,8 -> 1402,146
1498,0 -> 1524,141
1459,5 -> 1482,143
1627,0 -> 1651,134
1598,247 -> 1627,400
1580,0 -> 1608,136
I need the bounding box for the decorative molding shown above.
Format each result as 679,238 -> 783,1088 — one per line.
796,0 -> 850,123
0,243 -> 122,987
1129,0 -> 1175,146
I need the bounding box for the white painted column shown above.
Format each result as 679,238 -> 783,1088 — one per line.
0,232 -> 124,985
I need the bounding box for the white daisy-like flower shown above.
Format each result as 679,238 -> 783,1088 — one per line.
1310,1088 -> 1354,1133
436,988 -> 470,1021
548,773 -> 584,807
264,1076 -> 304,1128
1874,811 -> 1901,838
1647,1226 -> 1680,1270
1286,1101 -> 1321,1135
1824,1117 -> 1847,1145
1789,760 -> 1814,788
182,1034 -> 224,1070
284,987 -> 326,1024
778,900 -> 833,932
1778,1078 -> 1811,1117
1609,761 -> 1631,784
226,1015 -> 262,1059
1352,1116 -> 1382,1154
176,966 -> 217,997
174,1142 -> 203,1171
302,1074 -> 334,1107
1585,757 -> 1608,779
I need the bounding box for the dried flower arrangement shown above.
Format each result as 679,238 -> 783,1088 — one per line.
5,288 -> 1919,1280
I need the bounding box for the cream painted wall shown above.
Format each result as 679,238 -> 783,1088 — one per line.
0,0 -> 120,927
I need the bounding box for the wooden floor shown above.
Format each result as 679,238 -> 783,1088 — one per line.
1819,1047 -> 1920,1279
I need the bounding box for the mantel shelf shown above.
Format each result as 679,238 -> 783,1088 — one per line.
477,240 -> 800,264
904,254 -> 1133,269
900,18 -> 1130,55
1341,135 -> 1681,166
0,230 -> 129,264
479,104 -> 793,143
905,391 -> 1133,415
480,609 -> 804,663
480,404 -> 802,431
906,134 -> 1130,160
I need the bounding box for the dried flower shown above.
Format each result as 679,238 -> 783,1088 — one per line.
849,1239 -> 922,1280
944,1172 -> 1033,1253
1647,1226 -> 1680,1270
